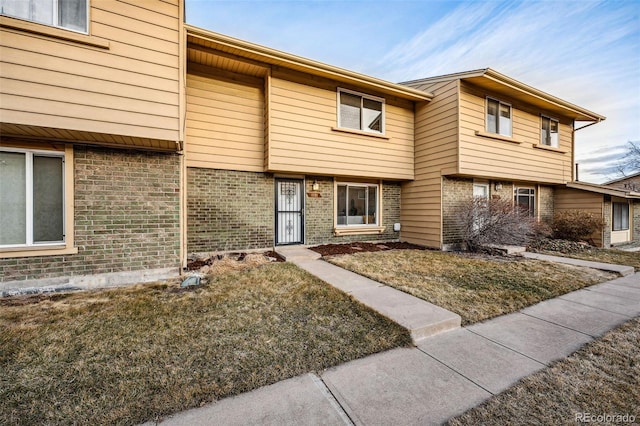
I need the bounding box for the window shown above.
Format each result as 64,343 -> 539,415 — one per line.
0,148 -> 65,248
336,183 -> 378,226
541,116 -> 559,147
486,98 -> 512,137
1,0 -> 88,33
338,89 -> 384,134
612,202 -> 629,231
472,183 -> 490,230
514,187 -> 535,217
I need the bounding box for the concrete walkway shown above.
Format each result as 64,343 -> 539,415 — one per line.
155,249 -> 640,426
523,251 -> 635,276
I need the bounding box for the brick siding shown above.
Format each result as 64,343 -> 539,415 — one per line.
0,146 -> 181,282
187,168 -> 274,252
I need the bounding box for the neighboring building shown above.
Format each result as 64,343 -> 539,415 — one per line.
555,182 -> 640,247
400,69 -> 606,249
1,1 -> 630,292
1,1 -> 185,287
606,171 -> 640,193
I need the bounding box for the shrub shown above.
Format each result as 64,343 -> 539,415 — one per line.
453,197 -> 538,252
551,210 -> 603,242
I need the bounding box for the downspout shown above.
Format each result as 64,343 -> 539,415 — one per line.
572,118 -> 603,182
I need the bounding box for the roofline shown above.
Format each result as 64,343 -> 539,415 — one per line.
402,68 -> 605,122
566,181 -> 640,199
185,24 -> 433,102
605,170 -> 640,185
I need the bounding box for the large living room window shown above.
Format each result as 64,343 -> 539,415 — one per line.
514,187 -> 535,217
336,183 -> 378,226
0,0 -> 88,33
0,148 -> 65,248
338,89 -> 384,134
612,202 -> 630,231
486,98 -> 512,137
540,116 -> 559,147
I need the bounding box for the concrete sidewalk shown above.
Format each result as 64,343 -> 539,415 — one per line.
155,251 -> 640,426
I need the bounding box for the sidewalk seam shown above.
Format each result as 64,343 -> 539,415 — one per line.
415,347 -> 496,396
309,373 -> 355,426
465,327 -> 555,366
518,311 -> 599,338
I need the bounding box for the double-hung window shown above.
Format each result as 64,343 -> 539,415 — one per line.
612,202 -> 630,231
540,116 -> 559,147
0,148 -> 65,248
338,89 -> 384,134
336,183 -> 378,226
0,0 -> 88,33
486,98 -> 512,137
514,187 -> 535,217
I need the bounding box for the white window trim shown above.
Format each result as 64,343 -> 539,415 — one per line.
337,88 -> 385,135
612,201 -> 630,231
0,0 -> 90,34
513,186 -> 536,217
1,144 -> 76,258
540,115 -> 560,148
486,97 -> 512,137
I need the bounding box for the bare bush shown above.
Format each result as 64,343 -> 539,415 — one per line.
551,210 -> 604,242
453,197 -> 539,252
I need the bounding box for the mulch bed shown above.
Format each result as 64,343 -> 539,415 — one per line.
310,241 -> 426,257
186,251 -> 285,271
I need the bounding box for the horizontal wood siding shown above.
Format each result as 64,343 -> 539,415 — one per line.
0,0 -> 181,142
401,80 -> 459,248
268,68 -> 414,180
554,188 -> 604,246
458,82 -> 573,184
185,66 -> 264,171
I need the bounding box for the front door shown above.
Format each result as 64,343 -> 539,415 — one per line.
275,179 -> 304,245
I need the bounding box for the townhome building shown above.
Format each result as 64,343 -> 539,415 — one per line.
1,1 -> 636,292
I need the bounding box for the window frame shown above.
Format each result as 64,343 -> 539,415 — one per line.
335,182 -> 380,228
514,187 -> 536,217
540,115 -> 560,148
0,143 -> 76,258
0,0 -> 89,34
337,88 -> 385,135
612,201 -> 630,231
486,97 -> 512,137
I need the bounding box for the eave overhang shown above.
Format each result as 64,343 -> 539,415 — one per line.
566,181 -> 640,199
185,24 -> 433,102
402,68 -> 605,122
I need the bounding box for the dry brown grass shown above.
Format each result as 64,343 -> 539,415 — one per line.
327,250 -> 616,325
448,317 -> 640,425
0,262 -> 410,425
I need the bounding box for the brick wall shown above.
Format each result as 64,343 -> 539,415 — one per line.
603,199 -> 612,247
538,185 -> 554,223
0,146 -> 181,282
187,168 -> 274,252
633,201 -> 640,243
442,177 -> 473,245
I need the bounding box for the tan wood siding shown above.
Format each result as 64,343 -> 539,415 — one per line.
554,188 -> 604,246
0,0 -> 181,144
185,66 -> 264,171
401,80 -> 459,248
267,68 -> 414,180
458,82 -> 573,184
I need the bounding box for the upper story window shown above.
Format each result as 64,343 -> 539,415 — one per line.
0,148 -> 65,248
338,89 -> 384,134
486,98 -> 512,137
0,0 -> 88,33
540,116 -> 559,147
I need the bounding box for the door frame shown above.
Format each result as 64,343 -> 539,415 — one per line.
274,178 -> 305,246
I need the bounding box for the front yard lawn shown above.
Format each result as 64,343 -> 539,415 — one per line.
0,262 -> 410,425
448,317 -> 640,425
327,250 -> 616,325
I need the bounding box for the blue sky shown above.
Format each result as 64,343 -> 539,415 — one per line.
186,0 -> 640,183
